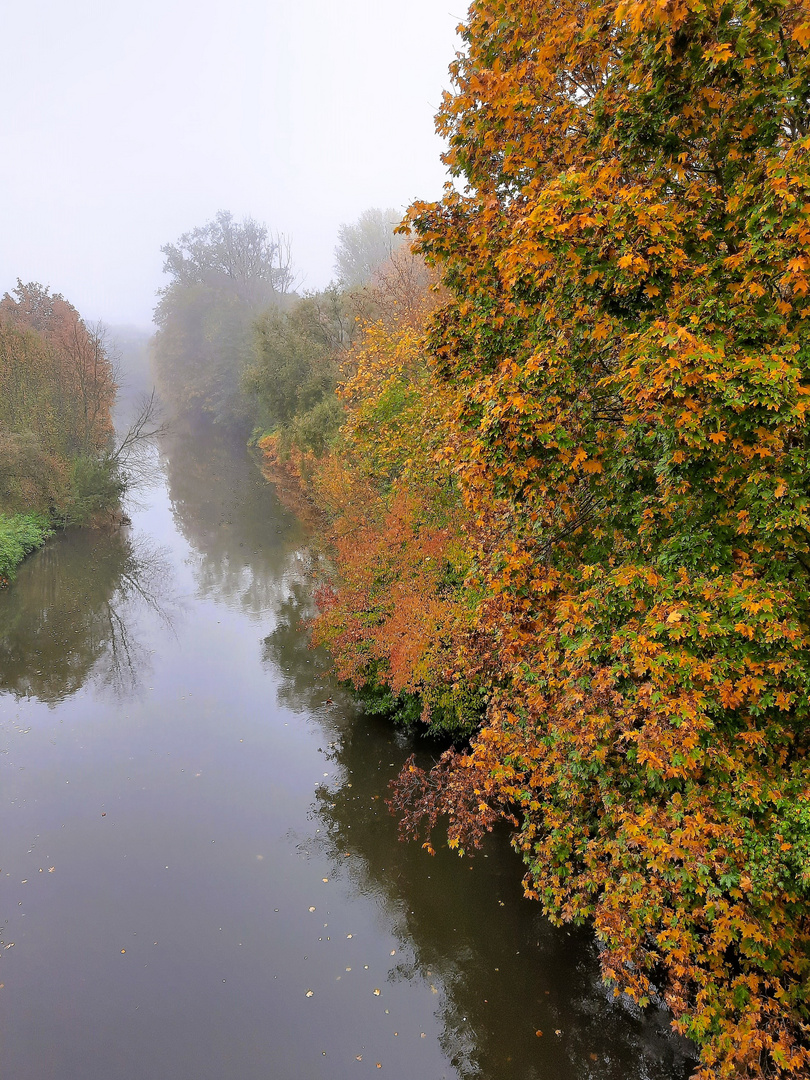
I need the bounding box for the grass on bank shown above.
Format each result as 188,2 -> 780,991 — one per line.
0,512 -> 54,585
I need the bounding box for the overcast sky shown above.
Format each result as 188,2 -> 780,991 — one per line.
1,0 -> 462,328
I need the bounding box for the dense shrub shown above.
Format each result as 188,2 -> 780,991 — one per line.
0,512 -> 54,584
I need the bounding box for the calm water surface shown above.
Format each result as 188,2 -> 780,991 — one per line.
0,426 -> 695,1080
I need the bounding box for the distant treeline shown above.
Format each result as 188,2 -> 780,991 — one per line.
151,207 -> 405,446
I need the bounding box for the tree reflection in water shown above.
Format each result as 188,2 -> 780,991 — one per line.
0,526 -> 177,704
161,418 -> 308,618
263,583 -> 696,1080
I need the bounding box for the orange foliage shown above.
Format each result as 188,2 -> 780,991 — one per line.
0,281 -> 115,457
309,259 -> 485,734
387,1 -> 810,1075
0,282 -> 117,519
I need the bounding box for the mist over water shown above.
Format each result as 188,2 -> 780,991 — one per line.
0,1 -> 461,327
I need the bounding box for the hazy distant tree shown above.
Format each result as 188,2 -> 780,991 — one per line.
159,210 -> 294,303
333,208 -> 407,290
153,211 -> 295,429
107,325 -> 154,422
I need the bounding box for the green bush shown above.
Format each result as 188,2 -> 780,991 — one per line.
62,454 -> 125,526
0,512 -> 54,583
287,395 -> 344,457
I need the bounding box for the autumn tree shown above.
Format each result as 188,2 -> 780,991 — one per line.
0,281 -> 115,457
0,282 -> 121,524
308,249 -> 485,736
389,1 -> 810,1076
0,323 -> 71,512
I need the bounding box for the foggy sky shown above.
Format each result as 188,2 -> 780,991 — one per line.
1,0 -> 462,328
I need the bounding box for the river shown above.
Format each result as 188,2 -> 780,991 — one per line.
0,423 -> 695,1080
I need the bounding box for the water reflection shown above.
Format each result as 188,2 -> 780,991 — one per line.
0,425 -> 698,1080
264,588 -> 696,1080
0,526 -> 175,704
161,418 -> 308,616
262,571 -> 333,714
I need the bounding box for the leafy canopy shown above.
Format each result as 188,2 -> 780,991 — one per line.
392,1 -> 810,1076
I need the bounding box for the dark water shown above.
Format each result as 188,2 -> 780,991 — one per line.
0,426 -> 695,1080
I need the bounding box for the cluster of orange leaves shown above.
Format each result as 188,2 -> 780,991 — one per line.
305,253 -> 487,735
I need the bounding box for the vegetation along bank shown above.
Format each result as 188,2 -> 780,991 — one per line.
0,281 -> 160,584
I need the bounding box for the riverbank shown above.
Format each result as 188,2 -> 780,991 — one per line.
0,500 -> 134,588
0,511 -> 54,585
